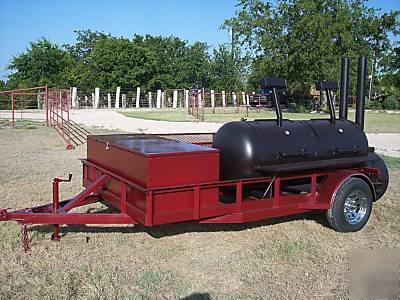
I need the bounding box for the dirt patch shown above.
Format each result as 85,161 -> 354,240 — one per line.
0,126 -> 399,299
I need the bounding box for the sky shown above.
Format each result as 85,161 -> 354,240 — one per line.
0,0 -> 399,81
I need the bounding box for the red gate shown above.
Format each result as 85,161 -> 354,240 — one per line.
0,85 -> 90,149
0,85 -> 49,127
48,88 -> 73,150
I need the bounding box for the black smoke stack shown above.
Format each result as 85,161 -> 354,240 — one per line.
355,56 -> 368,130
339,57 -> 350,119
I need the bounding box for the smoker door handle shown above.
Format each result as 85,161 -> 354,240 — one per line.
276,151 -> 313,160
333,148 -> 368,155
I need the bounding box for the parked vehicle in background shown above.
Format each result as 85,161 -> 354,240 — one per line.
249,89 -> 289,108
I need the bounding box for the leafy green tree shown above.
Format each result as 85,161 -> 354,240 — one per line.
0,80 -> 6,90
377,46 -> 400,97
211,43 -> 245,91
182,42 -> 212,89
86,37 -> 155,90
65,30 -> 111,92
132,35 -> 188,89
66,30 -> 111,60
224,0 -> 399,95
7,38 -> 72,88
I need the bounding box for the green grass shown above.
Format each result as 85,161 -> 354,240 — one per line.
277,239 -> 316,262
381,155 -> 400,169
120,109 -> 400,133
0,119 -> 45,129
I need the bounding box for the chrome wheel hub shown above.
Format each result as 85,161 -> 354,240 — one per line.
344,190 -> 368,225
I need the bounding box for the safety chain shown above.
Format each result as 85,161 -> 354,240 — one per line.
21,224 -> 30,252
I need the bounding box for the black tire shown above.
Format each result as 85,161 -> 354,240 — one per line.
327,177 -> 373,232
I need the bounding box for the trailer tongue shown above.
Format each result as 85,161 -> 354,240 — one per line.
0,57 -> 389,250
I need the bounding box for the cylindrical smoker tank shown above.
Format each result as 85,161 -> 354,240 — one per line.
212,118 -> 388,200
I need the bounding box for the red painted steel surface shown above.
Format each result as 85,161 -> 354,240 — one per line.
87,134 -> 220,189
48,88 -> 74,149
0,133 -> 380,244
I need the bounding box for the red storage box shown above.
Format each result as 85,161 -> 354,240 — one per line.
86,134 -> 220,225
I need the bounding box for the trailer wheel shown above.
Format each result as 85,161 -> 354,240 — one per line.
327,177 -> 373,232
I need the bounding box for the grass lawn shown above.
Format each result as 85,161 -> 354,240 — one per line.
0,122 -> 399,299
121,108 -> 400,133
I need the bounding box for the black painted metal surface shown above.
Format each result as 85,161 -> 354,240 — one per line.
212,119 -> 370,180
356,56 -> 368,129
339,57 -> 350,119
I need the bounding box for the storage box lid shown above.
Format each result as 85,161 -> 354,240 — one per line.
88,134 -> 218,157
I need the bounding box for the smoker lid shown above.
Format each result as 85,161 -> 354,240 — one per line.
88,134 -> 218,157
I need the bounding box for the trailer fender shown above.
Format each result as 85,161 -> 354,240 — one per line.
317,170 -> 376,208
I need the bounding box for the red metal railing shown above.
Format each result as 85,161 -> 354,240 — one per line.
188,88 -> 205,121
48,88 -> 91,149
0,85 -> 49,127
0,86 -> 90,149
48,88 -> 74,150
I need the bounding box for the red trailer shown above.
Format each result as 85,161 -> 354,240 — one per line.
0,132 -> 384,250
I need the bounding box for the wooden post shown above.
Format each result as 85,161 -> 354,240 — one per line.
148,92 -> 152,108
156,89 -> 161,108
173,90 -> 178,108
136,87 -> 140,108
184,90 -> 189,108
95,87 -> 100,108
232,92 -> 237,106
161,91 -> 165,108
222,90 -> 226,107
122,94 -> 126,108
107,93 -> 111,108
115,87 -> 121,108
92,92 -> 95,108
71,87 -> 77,108
11,90 -> 14,128
37,94 -> 41,109
197,90 -> 202,108
211,89 -> 215,108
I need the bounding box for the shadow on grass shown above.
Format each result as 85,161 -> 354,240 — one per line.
28,209 -> 330,239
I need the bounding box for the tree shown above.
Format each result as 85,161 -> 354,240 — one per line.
7,38 -> 72,88
181,42 -> 212,89
0,80 -> 6,90
66,30 -> 111,60
224,0 -> 399,95
132,35 -> 188,89
85,37 -> 155,91
211,44 -> 245,91
377,46 -> 400,97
